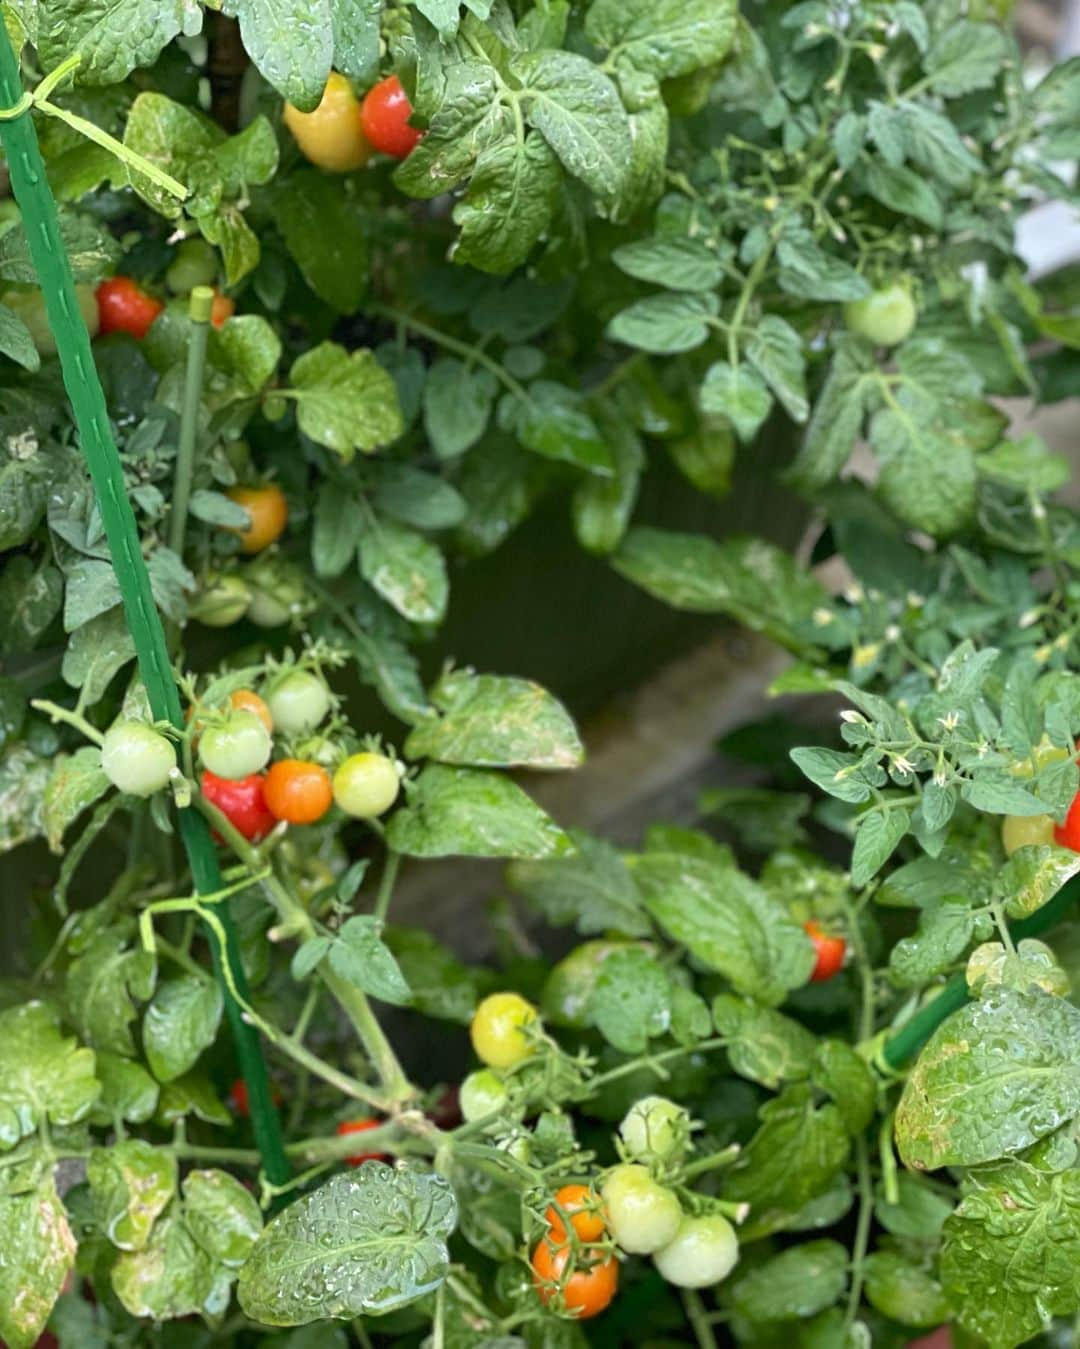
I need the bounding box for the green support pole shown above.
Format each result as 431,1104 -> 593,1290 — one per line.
0,32 -> 289,1185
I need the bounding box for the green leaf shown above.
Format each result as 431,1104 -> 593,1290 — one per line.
386,764 -> 571,860
311,484 -> 363,578
587,947 -> 671,1053
229,0 -> 333,108
143,974 -> 224,1084
122,91 -> 220,218
62,608 -> 136,705
209,313 -> 282,392
877,438 -> 976,539
585,0 -> 737,79
889,902 -> 975,987
67,924 -> 156,1056
289,342 -> 403,459
863,1252 -> 950,1330
358,516 -> 448,625
0,209 -> 120,283
612,237 -> 723,292
511,51 -> 631,203
372,464 -> 467,532
788,341 -> 874,489
38,0 -> 185,85
183,1169 -> 263,1268
899,100 -> 984,188
0,1176 -> 75,1349
812,1040 -> 877,1134
507,832 -> 652,937
861,159 -> 944,230
111,1211 -> 215,1320
0,743 -> 48,854
711,993 -> 817,1089
747,315 -> 809,423
790,747 -> 873,805
0,441 -> 49,550
851,806 -> 910,887
573,402 -> 644,555
0,558 -> 62,654
0,1002 -> 99,1148
925,20 -> 1008,97
1000,845 -> 1080,920
895,986 -> 1080,1169
699,361 -> 772,444
980,435 -> 1070,495
777,231 -> 870,303
87,1139 -> 177,1252
452,134 -> 560,275
634,852 -> 815,1005
272,171 -> 368,313
960,775 -> 1048,816
90,1052 -> 159,1126
384,927 -> 489,1024
731,1240 -> 848,1322
607,291 -> 717,354
404,670 -> 582,770
394,63 -> 507,200
515,381 -> 614,476
198,204 -> 261,286
421,358 -> 496,461
42,745 -> 110,853
328,916 -> 413,1006
0,302 -> 40,371
237,1167 -> 458,1324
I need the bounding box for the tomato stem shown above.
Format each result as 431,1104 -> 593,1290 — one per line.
167,286 -> 213,560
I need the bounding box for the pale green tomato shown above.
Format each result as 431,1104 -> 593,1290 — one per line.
166,238 -> 218,293
653,1214 -> 739,1288
101,721 -> 177,797
619,1096 -> 689,1164
1002,813 -> 1056,856
4,283 -> 99,355
843,281 -> 917,347
496,1131 -> 532,1166
470,992 -> 539,1070
332,752 -> 400,818
198,710 -> 272,780
266,671 -> 331,736
190,574 -> 251,627
602,1164 -> 682,1254
460,1069 -> 509,1123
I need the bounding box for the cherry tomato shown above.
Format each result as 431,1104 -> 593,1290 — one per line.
602,1164 -> 682,1255
230,1078 -> 282,1116
1056,792 -> 1080,851
1003,813 -> 1056,855
360,75 -> 421,159
230,689 -> 274,734
284,71 -> 374,172
227,483 -> 288,554
546,1184 -> 606,1244
459,1068 -> 508,1123
336,1117 -> 387,1166
653,1214 -> 738,1288
843,281 -> 917,347
266,670 -> 331,737
428,1084 -> 462,1130
618,1096 -> 688,1165
805,920 -> 846,982
201,770 -> 275,842
470,992 -> 539,1070
166,238 -> 218,293
199,710 -> 273,780
190,573 -> 252,626
101,721 -> 177,797
531,1238 -> 618,1319
210,292 -> 235,327
332,751 -> 400,818
264,759 -> 334,825
3,282 -> 99,354
245,558 -> 310,628
96,276 -> 164,340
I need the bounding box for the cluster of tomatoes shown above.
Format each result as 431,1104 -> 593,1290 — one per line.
283,72 -> 420,172
458,993 -> 740,1319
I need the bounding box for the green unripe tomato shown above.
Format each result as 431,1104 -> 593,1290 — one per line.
4,283 -> 99,355
332,752 -> 401,819
497,1131 -> 533,1166
459,1069 -> 509,1123
1002,813 -> 1056,855
101,721 -> 177,797
190,574 -> 252,627
653,1214 -> 739,1288
245,560 -> 310,629
602,1164 -> 682,1254
619,1096 -> 690,1164
198,710 -> 272,780
843,281 -> 917,347
166,238 -> 219,294
542,941 -> 645,1029
266,670 -> 331,736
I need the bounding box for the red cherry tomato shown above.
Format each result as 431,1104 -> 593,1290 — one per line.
95,276 -> 164,340
211,292 -> 235,327
336,1118 -> 387,1166
805,921 -> 846,982
360,75 -> 421,159
201,770 -> 275,842
230,1077 -> 282,1116
263,759 -> 334,825
428,1084 -> 462,1130
1055,791 -> 1080,851
531,1238 -> 618,1319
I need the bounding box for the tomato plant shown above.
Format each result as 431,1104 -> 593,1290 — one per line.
0,2 -> 1079,1348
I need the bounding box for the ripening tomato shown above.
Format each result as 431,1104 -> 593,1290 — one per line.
210,292 -> 235,327
199,710 -> 273,780
602,1165 -> 682,1255
227,483 -> 288,554
360,75 -> 422,159
284,72 -> 374,172
201,770 -> 275,842
96,276 -> 164,340
1056,791 -> 1080,851
546,1184 -> 606,1244
101,721 -> 177,797
263,759 -> 334,825
1003,813 -> 1056,855
805,920 -> 846,982
230,689 -> 274,734
843,281 -> 917,347
652,1214 -> 739,1289
332,751 -> 400,818
531,1239 -> 618,1319
336,1117 -> 387,1166
470,992 -> 539,1070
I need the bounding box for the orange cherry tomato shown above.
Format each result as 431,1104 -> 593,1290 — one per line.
211,292 -> 235,327
531,1238 -> 618,1319
227,483 -> 288,554
805,921 -> 846,982
229,689 -> 274,734
96,277 -> 164,340
360,75 -> 422,159
336,1117 -> 387,1166
263,759 -> 333,825
545,1184 -> 606,1244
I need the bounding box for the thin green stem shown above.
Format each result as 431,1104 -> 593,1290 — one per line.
373,849 -> 401,926
29,698 -> 104,745
680,1144 -> 742,1181
368,303 -> 531,404
168,287 -> 213,558
587,1037 -> 728,1090
684,1290 -> 719,1349
845,1135 -> 873,1331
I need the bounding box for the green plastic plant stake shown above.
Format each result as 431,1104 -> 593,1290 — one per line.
0,30 -> 290,1186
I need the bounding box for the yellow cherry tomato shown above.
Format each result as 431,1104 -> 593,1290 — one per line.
1002,813 -> 1056,856
470,992 -> 539,1070
283,72 -> 373,172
